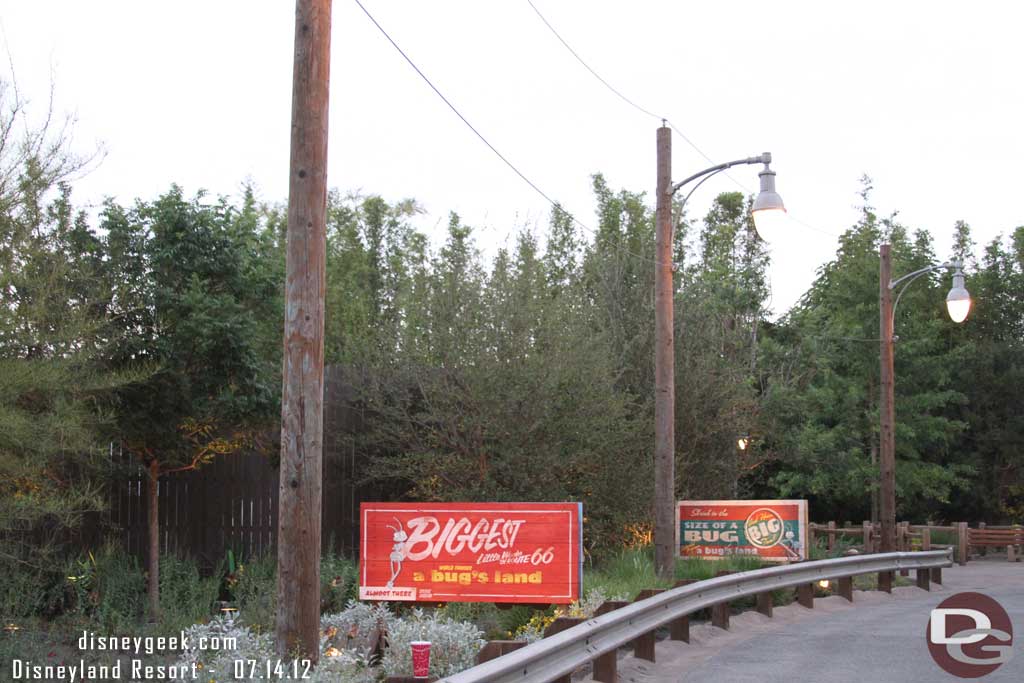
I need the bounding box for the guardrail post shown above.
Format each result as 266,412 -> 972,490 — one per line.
592,601 -> 630,683
544,617 -> 585,683
930,565 -> 943,585
797,583 -> 814,609
476,640 -> 527,665
632,589 -> 663,661
828,521 -> 836,551
711,571 -> 733,630
916,567 -> 931,591
838,576 -> 854,602
670,580 -> 696,642
898,522 -> 910,575
877,570 -> 893,593
756,591 -> 773,617
958,522 -> 968,565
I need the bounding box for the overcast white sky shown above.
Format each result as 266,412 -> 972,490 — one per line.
3,1 -> 1022,316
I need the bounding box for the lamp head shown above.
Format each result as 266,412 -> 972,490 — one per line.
945,265 -> 971,323
751,155 -> 786,242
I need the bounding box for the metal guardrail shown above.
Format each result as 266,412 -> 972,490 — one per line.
441,549 -> 953,683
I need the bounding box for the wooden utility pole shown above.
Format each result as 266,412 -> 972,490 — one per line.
878,244 -> 896,554
276,0 -> 331,661
654,125 -> 675,579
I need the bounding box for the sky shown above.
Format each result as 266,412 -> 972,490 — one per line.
2,0 -> 1022,316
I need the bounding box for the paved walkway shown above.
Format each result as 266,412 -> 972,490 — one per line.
578,558 -> 1023,682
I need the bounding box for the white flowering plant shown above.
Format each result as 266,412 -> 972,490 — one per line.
165,600 -> 487,682
166,614 -> 376,683
380,607 -> 486,678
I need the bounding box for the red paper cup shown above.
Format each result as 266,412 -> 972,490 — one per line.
411,640 -> 431,678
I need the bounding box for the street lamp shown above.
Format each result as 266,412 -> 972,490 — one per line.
653,125 -> 784,579
878,244 -> 970,580
751,163 -> 787,242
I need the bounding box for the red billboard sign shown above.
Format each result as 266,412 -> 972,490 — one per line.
677,499 -> 809,562
359,502 -> 583,604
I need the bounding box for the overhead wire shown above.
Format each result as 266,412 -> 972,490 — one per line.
352,0 -> 660,266
525,0 -> 840,240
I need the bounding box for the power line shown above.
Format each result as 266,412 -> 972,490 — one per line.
524,0 -> 840,240
352,0 -> 659,265
353,0 -> 558,213
526,0 -> 662,122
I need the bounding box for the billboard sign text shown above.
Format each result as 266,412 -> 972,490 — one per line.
677,499 -> 808,562
359,502 -> 583,603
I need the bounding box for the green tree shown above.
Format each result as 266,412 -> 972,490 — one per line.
764,184 -> 971,521
675,192 -> 771,498
101,186 -> 278,619
0,79 -> 122,613
949,226 -> 1024,520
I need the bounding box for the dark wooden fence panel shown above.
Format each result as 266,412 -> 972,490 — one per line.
96,366 -> 377,570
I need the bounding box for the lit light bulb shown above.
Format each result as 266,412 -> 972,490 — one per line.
817,579 -> 830,590
752,207 -> 788,243
946,267 -> 971,323
752,160 -> 786,243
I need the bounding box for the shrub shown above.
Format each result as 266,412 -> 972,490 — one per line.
320,552 -> 358,615
91,543 -> 145,632
232,554 -> 277,634
380,608 -> 485,678
321,600 -> 396,655
158,554 -> 221,635
170,613 -> 377,683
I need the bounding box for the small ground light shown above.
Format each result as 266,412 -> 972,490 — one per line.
817,579 -> 830,589
737,437 -> 749,451
220,606 -> 238,622
3,624 -> 19,632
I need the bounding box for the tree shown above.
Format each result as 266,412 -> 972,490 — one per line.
102,187 -> 278,620
764,183 -> 971,522
949,226 -> 1024,520
674,192 -> 771,498
358,203 -> 650,552
0,78 -> 123,613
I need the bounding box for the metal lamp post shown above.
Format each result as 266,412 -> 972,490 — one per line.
878,245 -> 970,576
653,124 -> 785,579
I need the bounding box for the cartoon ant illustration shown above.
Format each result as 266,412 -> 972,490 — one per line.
781,529 -> 803,561
385,518 -> 409,588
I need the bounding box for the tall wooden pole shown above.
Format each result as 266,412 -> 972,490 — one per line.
277,0 -> 331,661
879,244 -> 896,554
654,125 -> 675,579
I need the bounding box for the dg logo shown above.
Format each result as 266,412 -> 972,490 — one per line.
927,592 -> 1014,678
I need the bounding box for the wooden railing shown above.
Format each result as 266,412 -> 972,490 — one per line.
808,520 -> 1022,565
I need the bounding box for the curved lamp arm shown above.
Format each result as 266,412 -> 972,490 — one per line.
889,260 -> 961,335
669,153 -> 772,197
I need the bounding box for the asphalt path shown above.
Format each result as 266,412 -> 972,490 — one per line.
579,558 -> 1023,683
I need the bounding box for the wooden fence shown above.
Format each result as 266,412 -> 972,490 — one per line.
808,520 -> 1023,565
91,366 -> 383,568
